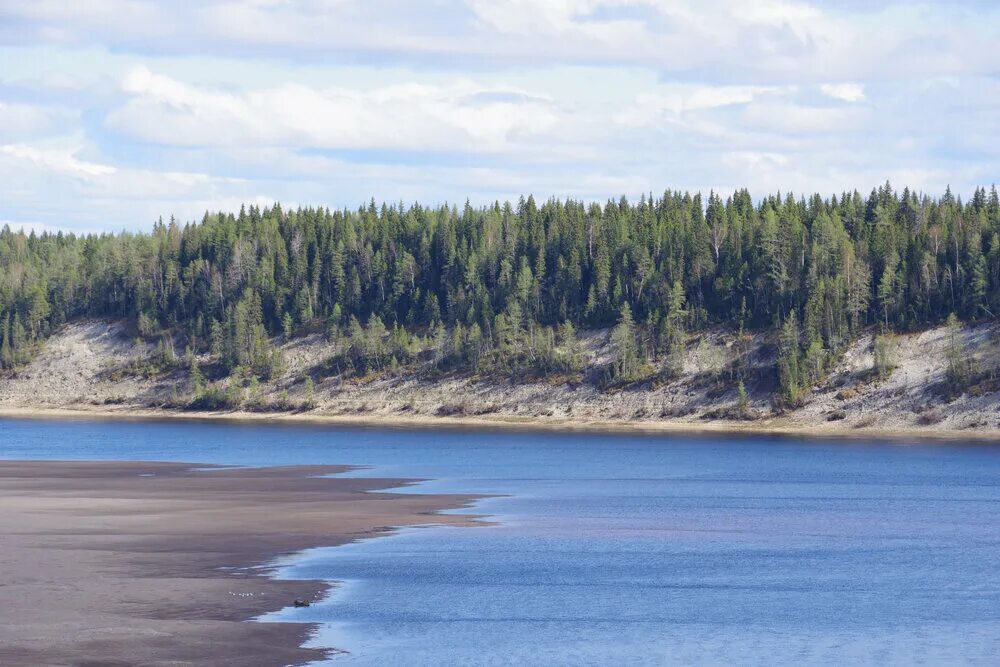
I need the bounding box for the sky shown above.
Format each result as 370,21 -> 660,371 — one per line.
0,1 -> 997,233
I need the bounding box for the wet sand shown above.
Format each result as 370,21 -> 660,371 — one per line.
0,460 -> 478,666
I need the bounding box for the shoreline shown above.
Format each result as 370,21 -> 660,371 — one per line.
0,460 -> 480,666
2,404 -> 1000,444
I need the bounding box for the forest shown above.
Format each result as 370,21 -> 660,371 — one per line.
1,183 -> 998,404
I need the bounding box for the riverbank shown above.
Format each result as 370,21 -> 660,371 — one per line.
0,460 -> 478,667
3,319 -> 1000,443
3,403 -> 1000,443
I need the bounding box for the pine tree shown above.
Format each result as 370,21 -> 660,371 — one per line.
662,280 -> 686,375
873,334 -> 897,379
0,316 -> 12,368
736,381 -> 749,417
187,347 -> 204,395
303,376 -> 315,406
777,312 -> 801,405
944,313 -> 975,393
611,303 -> 639,382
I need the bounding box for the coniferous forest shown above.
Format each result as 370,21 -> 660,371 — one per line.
1,183 -> 998,402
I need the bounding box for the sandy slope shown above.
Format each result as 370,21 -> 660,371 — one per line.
1,318 -> 998,438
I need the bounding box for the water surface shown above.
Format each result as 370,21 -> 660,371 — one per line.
2,418 -> 998,665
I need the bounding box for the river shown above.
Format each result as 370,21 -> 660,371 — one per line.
2,418 -> 998,665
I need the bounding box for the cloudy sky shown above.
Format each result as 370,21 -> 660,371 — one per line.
0,1 -> 998,232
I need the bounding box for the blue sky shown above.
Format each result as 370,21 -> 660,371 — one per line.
0,0 -> 997,232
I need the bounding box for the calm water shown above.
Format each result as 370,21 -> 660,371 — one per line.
2,418 -> 999,665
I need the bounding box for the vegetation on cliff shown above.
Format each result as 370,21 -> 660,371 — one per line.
2,184 -> 998,403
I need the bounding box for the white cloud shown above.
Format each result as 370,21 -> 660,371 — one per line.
0,144 -> 116,178
722,150 -> 789,169
0,1 -> 997,232
740,101 -> 868,134
1,1 -> 997,82
108,66 -> 561,153
615,84 -> 783,128
730,0 -> 825,34
0,102 -> 77,143
820,82 -> 865,103
0,137 -> 270,230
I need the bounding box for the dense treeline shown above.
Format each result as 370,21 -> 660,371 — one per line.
1,184 -> 998,394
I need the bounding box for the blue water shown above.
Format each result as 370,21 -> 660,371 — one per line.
2,418 -> 999,665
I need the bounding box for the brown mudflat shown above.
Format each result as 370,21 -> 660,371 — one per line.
0,460 -> 478,666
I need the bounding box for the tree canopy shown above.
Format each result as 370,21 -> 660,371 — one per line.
2,184 -> 998,380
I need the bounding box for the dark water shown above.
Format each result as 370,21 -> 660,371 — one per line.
2,418 -> 999,665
